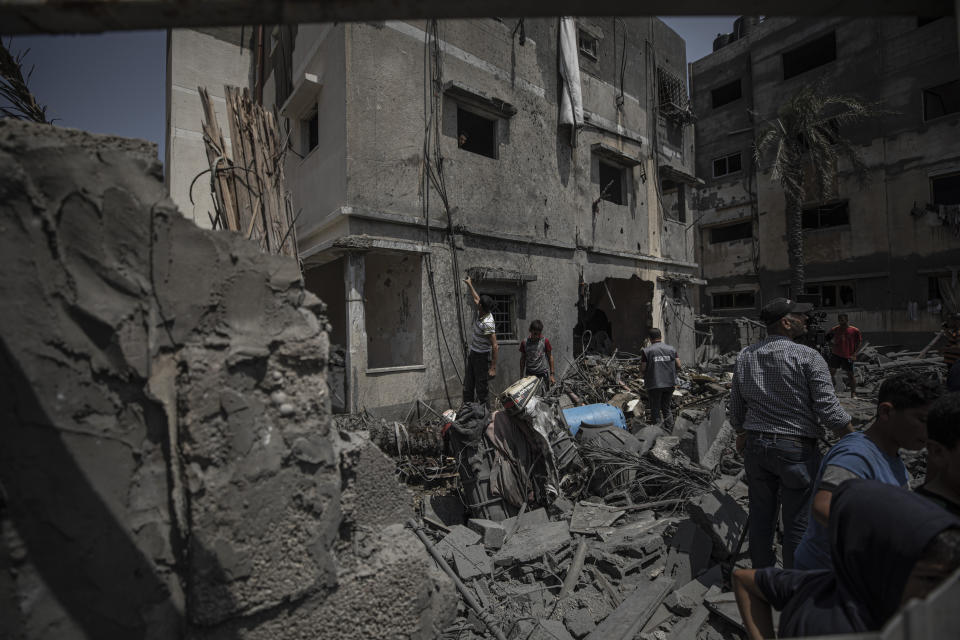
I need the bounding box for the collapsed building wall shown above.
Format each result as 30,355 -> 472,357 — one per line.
0,119 -> 455,639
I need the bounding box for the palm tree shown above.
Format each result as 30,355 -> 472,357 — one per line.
754,84 -> 879,296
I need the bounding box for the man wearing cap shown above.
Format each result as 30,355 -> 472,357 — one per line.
730,298 -> 853,569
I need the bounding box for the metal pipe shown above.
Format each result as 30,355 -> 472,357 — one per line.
406,519 -> 508,640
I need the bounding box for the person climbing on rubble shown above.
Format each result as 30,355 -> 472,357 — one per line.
640,328 -> 681,431
793,372 -> 940,571
917,392 -> 960,517
730,298 -> 853,569
732,479 -> 960,640
826,313 -> 862,397
462,276 -> 498,407
519,319 -> 555,393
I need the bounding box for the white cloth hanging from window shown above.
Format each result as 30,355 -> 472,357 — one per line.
558,17 -> 583,129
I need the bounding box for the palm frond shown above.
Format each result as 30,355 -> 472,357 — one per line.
0,38 -> 50,124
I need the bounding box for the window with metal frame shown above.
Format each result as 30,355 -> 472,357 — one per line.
483,293 -> 517,341
712,152 -> 742,178
578,29 -> 599,60
802,200 -> 850,229
712,291 -> 757,309
782,31 -> 836,80
803,282 -> 855,308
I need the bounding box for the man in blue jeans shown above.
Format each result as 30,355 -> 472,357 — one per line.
730,298 -> 853,568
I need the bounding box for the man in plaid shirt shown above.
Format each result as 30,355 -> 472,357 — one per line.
730,298 -> 853,569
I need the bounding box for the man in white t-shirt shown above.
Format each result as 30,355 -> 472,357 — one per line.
463,276 -> 498,405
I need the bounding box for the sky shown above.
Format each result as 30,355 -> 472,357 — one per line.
3,17 -> 735,166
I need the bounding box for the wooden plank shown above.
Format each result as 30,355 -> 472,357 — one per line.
224,85 -> 257,245
198,86 -> 239,231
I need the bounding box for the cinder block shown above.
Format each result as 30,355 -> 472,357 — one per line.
468,518 -> 508,549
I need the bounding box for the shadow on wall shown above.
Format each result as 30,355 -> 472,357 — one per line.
0,338 -> 244,640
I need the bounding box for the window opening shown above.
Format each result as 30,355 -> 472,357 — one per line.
578,29 -> 599,60
712,291 -> 756,309
803,282 -> 855,308
457,107 -> 497,158
929,277 -> 942,302
918,17 -> 946,28
712,152 -> 742,178
599,160 -> 626,205
782,31 -> 836,80
711,79 -> 742,109
923,80 -> 960,121
802,200 -> 850,229
661,179 -> 686,223
709,221 -> 752,244
483,293 -> 517,341
302,106 -> 318,154
932,173 -> 960,205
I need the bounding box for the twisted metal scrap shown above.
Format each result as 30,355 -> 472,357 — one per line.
577,439 -> 713,507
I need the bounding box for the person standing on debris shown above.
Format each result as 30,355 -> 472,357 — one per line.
640,328 -> 681,431
826,313 -> 862,397
730,298 -> 852,569
519,319 -> 555,392
462,276 -> 498,406
793,372 -> 939,571
917,392 -> 960,517
732,479 -> 960,640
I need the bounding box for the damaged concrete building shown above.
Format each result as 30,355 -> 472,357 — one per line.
166,19 -> 702,417
692,15 -> 960,346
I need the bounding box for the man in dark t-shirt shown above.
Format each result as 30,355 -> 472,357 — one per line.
519,319 -> 555,392
640,328 -> 681,431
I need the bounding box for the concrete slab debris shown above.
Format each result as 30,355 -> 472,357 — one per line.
687,489 -> 748,560
585,576 -> 674,640
570,501 -> 626,534
453,544 -> 492,580
468,518 -> 508,549
437,525 -> 483,562
563,607 -> 597,639
494,520 -> 571,566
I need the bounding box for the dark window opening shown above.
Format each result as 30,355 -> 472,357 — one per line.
709,221 -> 752,244
802,200 -> 850,229
929,276 -> 942,302
782,31 -> 837,80
918,17 -> 946,28
712,291 -> 756,309
804,282 -> 855,308
923,80 -> 960,121
712,152 -> 742,178
599,160 -> 626,205
711,79 -> 742,109
932,173 -> 960,205
457,107 -> 497,158
578,29 -> 599,60
483,293 -> 517,341
302,107 -> 318,154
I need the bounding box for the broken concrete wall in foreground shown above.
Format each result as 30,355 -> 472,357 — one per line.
0,119 -> 455,639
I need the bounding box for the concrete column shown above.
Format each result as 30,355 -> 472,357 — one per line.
344,252 -> 367,413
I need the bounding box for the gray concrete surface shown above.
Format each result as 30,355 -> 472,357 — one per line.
0,118 -> 455,639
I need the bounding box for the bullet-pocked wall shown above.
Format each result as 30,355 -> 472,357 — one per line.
692,16 -> 960,347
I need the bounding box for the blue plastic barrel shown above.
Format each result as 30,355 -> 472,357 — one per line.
562,403 -> 627,436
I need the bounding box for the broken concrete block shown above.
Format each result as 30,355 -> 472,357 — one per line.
494,520 -> 570,566
436,524 -> 482,562
668,602 -> 710,640
564,607 -> 596,639
703,587 -> 743,631
687,490 -> 748,560
585,576 -> 674,640
530,619 -> 575,640
467,518 -> 507,549
453,543 -> 492,581
650,436 -> 680,464
502,507 -> 550,535
570,501 -> 625,534
600,530 -> 664,559
664,519 -> 713,584
664,590 -> 696,616
692,401 -> 726,464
